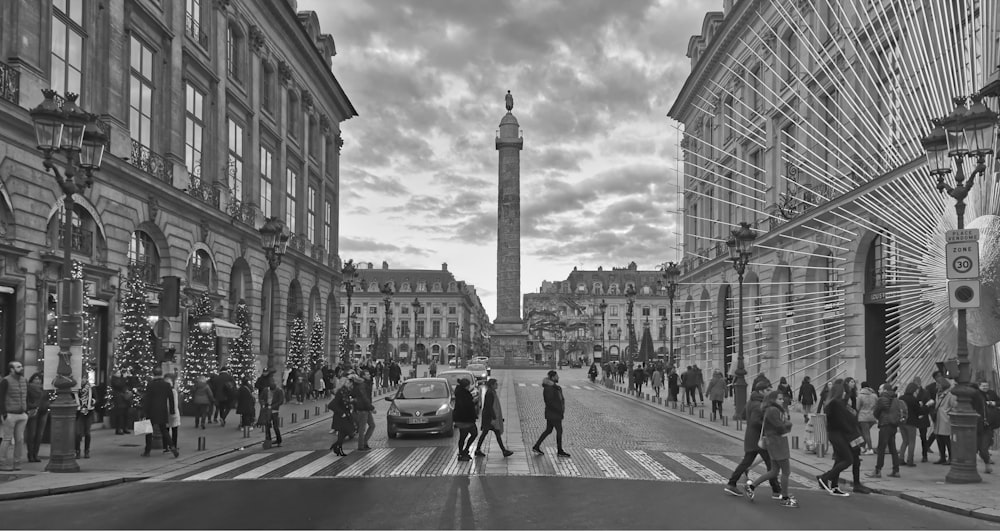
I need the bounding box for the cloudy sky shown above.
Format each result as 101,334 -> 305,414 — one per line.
300,0 -> 716,319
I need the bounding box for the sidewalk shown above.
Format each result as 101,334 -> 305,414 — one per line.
0,382 -> 400,502
600,378 -> 1000,523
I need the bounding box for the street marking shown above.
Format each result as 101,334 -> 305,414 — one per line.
626,450 -> 680,481
664,452 -> 727,484
234,451 -> 312,479
531,383 -> 540,387
703,454 -> 814,489
587,448 -> 629,479
390,447 -> 434,476
570,385 -> 581,389
440,452 -> 477,476
339,448 -> 393,477
517,383 -> 527,387
182,453 -> 272,481
284,452 -> 341,478
547,451 -> 580,476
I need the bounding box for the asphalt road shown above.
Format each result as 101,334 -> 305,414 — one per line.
0,369 -> 993,529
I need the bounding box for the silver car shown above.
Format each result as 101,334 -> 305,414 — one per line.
437,369 -> 482,408
385,378 -> 454,438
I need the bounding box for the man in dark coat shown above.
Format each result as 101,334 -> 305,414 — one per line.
723,379 -> 781,497
532,370 -> 569,457
142,367 -> 178,457
212,367 -> 237,427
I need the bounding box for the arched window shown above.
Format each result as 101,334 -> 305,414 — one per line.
189,249 -> 212,286
368,319 -> 378,338
432,282 -> 442,292
593,282 -> 603,294
401,282 -> 410,292
432,344 -> 441,355
128,230 -> 159,284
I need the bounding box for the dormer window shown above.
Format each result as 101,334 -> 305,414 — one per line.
417,281 -> 426,292
401,282 -> 410,292
432,282 -> 442,292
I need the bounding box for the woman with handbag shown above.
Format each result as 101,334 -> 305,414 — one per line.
743,390 -> 796,507
818,380 -> 872,495
328,377 -> 354,456
474,378 -> 513,458
933,380 -> 957,465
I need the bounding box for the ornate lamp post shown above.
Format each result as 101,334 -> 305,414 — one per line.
411,297 -> 421,365
380,283 -> 394,362
258,216 -> 289,370
340,260 -> 358,366
727,221 -> 757,420
660,261 -> 680,366
921,95 -> 997,484
625,285 -> 637,361
599,299 -> 608,364
29,90 -> 107,473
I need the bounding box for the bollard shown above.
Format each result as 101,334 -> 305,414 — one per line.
304,409 -> 310,420
197,436 -> 206,451
689,405 -> 695,415
721,416 -> 728,426
699,409 -> 704,419
316,406 -> 321,416
291,413 -> 297,424
279,416 -> 284,428
791,436 -> 799,450
736,419 -> 743,431
243,426 -> 251,438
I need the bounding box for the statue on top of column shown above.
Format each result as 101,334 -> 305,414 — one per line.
505,90 -> 513,112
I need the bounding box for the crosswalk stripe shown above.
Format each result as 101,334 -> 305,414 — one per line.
626,450 -> 681,481
284,451 -> 341,478
440,450 -> 477,476
546,451 -> 580,476
391,447 -> 434,476
233,451 -> 312,479
587,448 -> 628,478
570,385 -> 581,389
339,448 -> 393,477
531,383 -> 540,387
702,454 -> 814,489
517,383 -> 527,387
664,452 -> 727,484
182,453 -> 272,481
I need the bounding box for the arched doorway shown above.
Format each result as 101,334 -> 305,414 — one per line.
863,232 -> 898,389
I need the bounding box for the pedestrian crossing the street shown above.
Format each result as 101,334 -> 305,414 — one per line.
149,446 -> 817,488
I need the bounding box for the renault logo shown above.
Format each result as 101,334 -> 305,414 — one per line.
415,411 -> 422,417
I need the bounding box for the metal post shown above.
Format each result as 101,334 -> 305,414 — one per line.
733,266 -> 748,420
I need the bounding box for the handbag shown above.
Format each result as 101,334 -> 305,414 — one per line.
756,422 -> 766,449
849,436 -> 865,448
133,419 -> 153,435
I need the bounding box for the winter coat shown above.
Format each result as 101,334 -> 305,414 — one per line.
167,384 -> 181,428
777,383 -> 794,404
934,389 -> 957,436
236,384 -> 256,417
541,377 -> 565,421
110,375 -> 132,408
212,372 -> 237,406
192,380 -> 215,405
313,370 -> 326,393
901,393 -> 928,428
329,386 -> 354,434
143,377 -> 175,426
824,398 -> 862,441
706,375 -> 727,401
797,382 -> 817,406
351,377 -> 374,412
873,391 -> 906,428
693,367 -> 704,387
651,370 -> 663,389
453,385 -> 478,424
480,387 -> 503,432
742,391 -> 767,453
761,403 -> 793,461
856,387 -> 878,423
667,372 -> 679,393
26,380 -> 50,415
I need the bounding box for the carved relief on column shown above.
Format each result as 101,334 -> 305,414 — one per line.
301,89 -> 314,110
278,61 -> 293,85
248,25 -> 266,54
335,132 -> 344,153
147,194 -> 159,222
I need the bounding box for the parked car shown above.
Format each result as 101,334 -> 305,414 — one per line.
472,356 -> 490,364
465,363 -> 489,383
570,360 -> 583,368
437,369 -> 482,408
385,378 -> 454,439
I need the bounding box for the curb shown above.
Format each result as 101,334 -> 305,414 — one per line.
0,386 -> 400,502
599,382 -> 1000,524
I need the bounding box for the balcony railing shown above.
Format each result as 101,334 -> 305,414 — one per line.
227,197 -> 255,225
57,226 -> 93,256
129,140 -> 173,183
186,175 -> 220,208
0,61 -> 19,105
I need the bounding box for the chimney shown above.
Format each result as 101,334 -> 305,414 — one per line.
367,262 -> 373,269
442,262 -> 448,271
382,260 -> 389,270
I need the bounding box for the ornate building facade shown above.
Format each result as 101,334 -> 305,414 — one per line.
670,0 -> 1000,389
0,0 -> 356,386
338,261 -> 490,365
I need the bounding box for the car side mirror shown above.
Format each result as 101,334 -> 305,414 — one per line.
384,397 -> 393,402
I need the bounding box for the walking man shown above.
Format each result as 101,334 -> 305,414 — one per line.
0,361 -> 28,470
723,379 -> 782,498
350,371 -> 375,451
264,381 -> 284,447
532,370 -> 569,457
141,367 -> 178,458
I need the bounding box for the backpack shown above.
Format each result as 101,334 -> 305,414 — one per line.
886,397 -> 906,426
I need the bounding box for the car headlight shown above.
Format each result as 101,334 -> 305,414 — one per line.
436,404 -> 451,416
387,403 -> 400,416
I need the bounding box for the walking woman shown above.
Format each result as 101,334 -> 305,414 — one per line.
706,370 -> 726,420
453,378 -> 478,461
237,378 -> 256,428
743,390 -> 797,507
192,376 -> 214,429
328,377 -> 354,456
817,381 -> 873,495
25,373 -> 49,462
164,374 -> 181,451
667,367 -> 680,403
933,379 -> 957,465
474,378 -> 513,458
797,376 -> 817,424
74,379 -> 95,459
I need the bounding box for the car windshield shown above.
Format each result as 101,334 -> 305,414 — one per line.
440,373 -> 475,387
466,364 -> 486,372
397,382 -> 449,399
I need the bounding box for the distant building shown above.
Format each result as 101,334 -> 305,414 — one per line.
338,261 -> 490,365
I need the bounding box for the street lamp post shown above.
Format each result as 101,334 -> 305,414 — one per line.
340,261 -> 358,366
29,90 -> 107,473
727,221 -> 757,420
411,297 -> 421,366
258,216 -> 289,370
625,285 -> 637,362
660,262 -> 680,367
380,283 -> 393,363
599,299 -> 607,366
920,94 -> 997,484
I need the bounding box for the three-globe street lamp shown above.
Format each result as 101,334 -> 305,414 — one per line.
411,297 -> 421,366
727,221 -> 757,421
340,260 -> 358,366
599,299 -> 608,365
30,90 -> 107,473
380,283 -> 394,363
921,94 -> 998,484
258,216 -> 289,370
659,261 -> 680,367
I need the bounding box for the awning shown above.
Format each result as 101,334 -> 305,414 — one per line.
212,318 -> 243,338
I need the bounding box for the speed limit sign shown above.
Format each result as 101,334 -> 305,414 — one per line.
945,241 -> 980,279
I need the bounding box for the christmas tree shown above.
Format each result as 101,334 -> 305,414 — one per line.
286,312 -> 307,373
109,269 -> 155,406
228,300 -> 254,385
338,325 -> 351,366
181,293 -> 216,402
308,316 -> 325,372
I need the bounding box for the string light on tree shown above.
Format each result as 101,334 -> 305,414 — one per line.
286,312 -> 307,373
228,300 -> 254,385
181,293 -> 216,403
108,269 -> 154,407
308,316 -> 325,373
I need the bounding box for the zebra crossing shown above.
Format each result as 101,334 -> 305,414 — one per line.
148,446 -> 816,489
517,383 -> 602,391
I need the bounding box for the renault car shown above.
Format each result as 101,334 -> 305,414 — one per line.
385,378 -> 454,439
